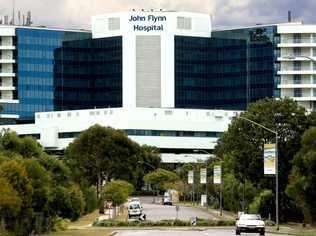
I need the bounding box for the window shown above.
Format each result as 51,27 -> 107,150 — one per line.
108,17 -> 120,31
293,75 -> 301,84
314,63 -> 316,71
293,47 -> 301,57
293,33 -> 301,43
313,88 -> 316,97
177,17 -> 192,30
313,34 -> 316,43
294,88 -> 302,97
313,75 -> 316,84
313,48 -> 316,57
293,61 -> 301,71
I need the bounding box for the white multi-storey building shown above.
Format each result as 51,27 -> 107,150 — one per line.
0,26 -> 18,119
278,23 -> 316,112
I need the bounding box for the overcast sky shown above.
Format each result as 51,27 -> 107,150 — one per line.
0,0 -> 316,30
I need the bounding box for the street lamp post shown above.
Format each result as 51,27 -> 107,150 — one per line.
138,161 -> 157,203
194,150 -> 222,215
238,116 -> 279,230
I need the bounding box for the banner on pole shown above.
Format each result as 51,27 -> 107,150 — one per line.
188,170 -> 194,184
213,165 -> 221,184
264,143 -> 276,175
200,168 -> 207,184
201,194 -> 207,207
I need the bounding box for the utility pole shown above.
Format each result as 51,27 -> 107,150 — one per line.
238,116 -> 279,230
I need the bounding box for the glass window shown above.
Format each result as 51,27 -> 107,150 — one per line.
313,75 -> 316,84
314,63 -> 316,71
294,88 -> 302,97
313,48 -> 316,57
293,33 -> 301,43
293,61 -> 301,71
313,88 -> 316,97
293,47 -> 301,56
293,75 -> 301,84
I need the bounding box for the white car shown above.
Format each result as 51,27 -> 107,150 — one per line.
235,214 -> 265,235
128,201 -> 143,218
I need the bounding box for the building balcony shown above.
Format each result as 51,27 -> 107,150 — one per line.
278,56 -> 316,61
292,97 -> 316,101
278,43 -> 316,48
0,114 -> 19,119
278,84 -> 316,89
0,59 -> 16,64
0,86 -> 16,91
0,72 -> 15,77
278,70 -> 316,75
0,46 -> 15,50
0,99 -> 19,103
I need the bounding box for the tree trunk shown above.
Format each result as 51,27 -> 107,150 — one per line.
97,170 -> 101,198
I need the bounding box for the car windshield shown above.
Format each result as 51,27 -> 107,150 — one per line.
240,214 -> 261,220
129,204 -> 140,209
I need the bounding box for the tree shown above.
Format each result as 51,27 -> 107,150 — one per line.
135,145 -> 161,190
22,159 -> 52,213
143,168 -> 180,192
66,124 -> 140,196
100,180 -> 134,207
0,177 -> 22,217
286,127 -> 316,224
215,98 -> 312,220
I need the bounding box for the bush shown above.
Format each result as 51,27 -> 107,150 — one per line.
51,217 -> 70,232
94,219 -> 235,227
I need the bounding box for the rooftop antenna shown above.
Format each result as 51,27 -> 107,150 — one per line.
26,11 -> 32,26
18,10 -> 21,25
12,0 -> 15,25
288,11 -> 292,22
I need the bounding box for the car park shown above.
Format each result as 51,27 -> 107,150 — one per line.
235,213 -> 265,235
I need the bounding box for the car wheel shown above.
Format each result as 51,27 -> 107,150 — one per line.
260,230 -> 265,236
235,229 -> 240,235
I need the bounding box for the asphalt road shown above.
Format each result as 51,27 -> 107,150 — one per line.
136,196 -> 228,221
115,228 -> 290,236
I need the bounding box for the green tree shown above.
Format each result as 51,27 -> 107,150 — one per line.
286,127 -> 316,224
100,180 -> 134,207
0,177 -> 22,217
143,168 -> 180,192
22,159 -> 52,213
50,184 -> 85,221
215,98 -> 311,220
66,124 -> 140,196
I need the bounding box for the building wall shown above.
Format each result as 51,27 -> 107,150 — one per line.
278,24 -> 316,112
54,36 -> 122,110
1,108 -> 240,163
0,27 -> 91,123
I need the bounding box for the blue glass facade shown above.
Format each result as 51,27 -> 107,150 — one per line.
1,28 -> 90,123
53,36 -> 122,111
175,25 -> 280,110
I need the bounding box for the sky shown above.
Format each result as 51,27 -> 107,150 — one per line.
0,0 -> 316,30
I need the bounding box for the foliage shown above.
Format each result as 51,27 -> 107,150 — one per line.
82,185 -> 98,214
0,177 -> 22,216
249,189 -> 274,217
94,218 -> 236,227
65,125 -> 140,195
0,131 -> 43,158
50,184 -> 85,221
215,98 -> 312,220
286,127 -> 316,224
22,159 -> 52,213
100,180 -> 134,207
143,168 -> 180,192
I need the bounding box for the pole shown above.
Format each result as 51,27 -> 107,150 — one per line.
205,164 -> 208,209
276,133 -> 279,230
238,116 -> 279,230
220,164 -> 223,216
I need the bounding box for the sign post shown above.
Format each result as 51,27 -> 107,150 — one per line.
188,170 -> 194,204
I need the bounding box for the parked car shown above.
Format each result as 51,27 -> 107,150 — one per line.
128,201 -> 143,218
235,213 -> 265,235
163,192 -> 172,205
